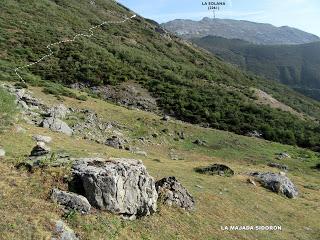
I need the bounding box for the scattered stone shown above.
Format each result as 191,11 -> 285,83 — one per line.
156,176 -> 195,210
0,148 -> 5,158
52,220 -> 78,240
51,188 -> 91,214
71,158 -> 158,219
161,115 -> 170,121
105,136 -> 126,149
175,131 -> 185,140
32,135 -> 52,144
193,139 -> 207,146
41,117 -> 73,136
195,185 -> 204,189
246,130 -> 263,138
268,163 -> 289,171
195,164 -> 234,176
47,104 -> 70,119
250,172 -> 298,198
30,142 -> 51,157
276,152 -> 291,160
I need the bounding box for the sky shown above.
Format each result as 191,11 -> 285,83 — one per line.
117,0 -> 320,36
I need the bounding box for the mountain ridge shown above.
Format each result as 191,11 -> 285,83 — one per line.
162,17 -> 320,45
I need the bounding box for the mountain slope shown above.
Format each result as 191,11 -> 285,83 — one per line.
1,0 -> 320,150
191,36 -> 320,100
162,17 -> 320,45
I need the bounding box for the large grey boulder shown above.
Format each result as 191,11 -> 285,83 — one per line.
51,188 -> 91,214
156,176 -> 195,211
250,172 -> 298,198
72,158 -> 158,219
41,117 -> 73,136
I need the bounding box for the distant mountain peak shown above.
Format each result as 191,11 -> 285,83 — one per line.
162,18 -> 319,45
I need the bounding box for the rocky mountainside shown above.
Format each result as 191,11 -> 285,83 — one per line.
1,0 -> 320,150
162,17 -> 320,45
191,36 -> 320,101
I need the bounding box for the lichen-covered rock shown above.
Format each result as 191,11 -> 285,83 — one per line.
155,176 -> 195,210
41,117 -> 73,136
72,158 -> 158,219
51,188 -> 91,214
250,172 -> 298,198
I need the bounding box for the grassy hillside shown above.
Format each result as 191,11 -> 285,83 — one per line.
1,0 -> 320,151
0,84 -> 319,240
192,36 -> 320,101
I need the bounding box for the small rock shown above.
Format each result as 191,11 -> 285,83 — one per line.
195,164 -> 234,176
71,158 -> 158,219
51,188 -> 91,214
161,115 -> 170,121
193,139 -> 207,146
0,148 -> 5,158
41,117 -> 73,136
30,142 -> 51,157
52,220 -> 78,240
276,152 -> 291,160
156,176 -> 195,210
105,136 -> 126,149
32,135 -> 52,144
250,172 -> 298,198
268,163 -> 289,171
246,130 -> 263,138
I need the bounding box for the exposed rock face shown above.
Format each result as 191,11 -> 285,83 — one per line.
268,163 -> 289,171
105,136 -> 126,149
250,172 -> 298,198
41,117 -> 73,136
51,188 -> 91,214
155,177 -> 195,210
32,135 -> 52,144
72,158 -> 158,219
30,142 -> 51,157
52,220 -> 78,240
195,164 -> 234,176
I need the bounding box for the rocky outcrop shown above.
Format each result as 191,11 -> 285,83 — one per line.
52,220 -> 78,240
51,188 -> 91,214
155,177 -> 195,210
30,142 -> 51,157
72,158 -> 158,219
250,172 -> 298,198
41,117 -> 73,136
195,164 -> 234,176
